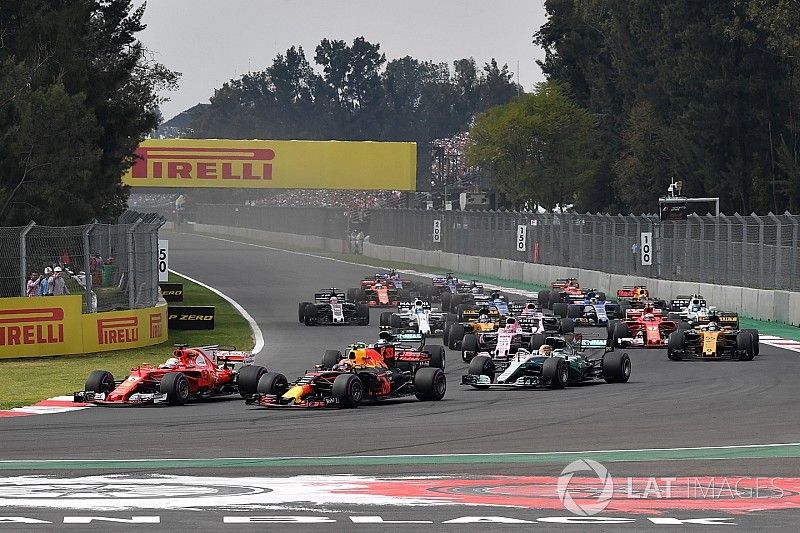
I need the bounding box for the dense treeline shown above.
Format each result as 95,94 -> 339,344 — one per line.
0,0 -> 177,226
189,38 -> 520,187
530,0 -> 800,214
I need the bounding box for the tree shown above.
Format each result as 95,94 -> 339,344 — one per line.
467,82 -> 600,210
0,0 -> 178,225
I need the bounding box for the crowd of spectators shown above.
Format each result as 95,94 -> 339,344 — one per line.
244,190 -> 400,210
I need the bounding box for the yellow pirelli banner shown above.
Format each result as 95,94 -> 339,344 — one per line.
122,138 -> 417,190
0,296 -> 168,359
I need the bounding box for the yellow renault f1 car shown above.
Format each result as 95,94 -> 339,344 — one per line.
666,319 -> 759,361
444,306 -> 503,350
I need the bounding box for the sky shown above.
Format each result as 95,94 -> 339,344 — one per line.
133,0 -> 549,121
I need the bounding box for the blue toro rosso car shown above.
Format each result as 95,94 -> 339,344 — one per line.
552,291 -> 621,327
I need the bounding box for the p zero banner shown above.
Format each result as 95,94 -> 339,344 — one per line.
0,297 -> 168,359
159,282 -> 184,302
168,305 -> 215,330
122,138 -> 417,191
0,296 -> 83,358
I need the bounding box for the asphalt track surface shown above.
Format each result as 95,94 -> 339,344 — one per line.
2,231 -> 800,531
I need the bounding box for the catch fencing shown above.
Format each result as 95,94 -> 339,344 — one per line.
0,211 -> 165,312
193,204 -> 800,292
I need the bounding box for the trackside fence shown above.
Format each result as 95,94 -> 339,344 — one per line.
192,204 -> 800,292
0,211 -> 165,312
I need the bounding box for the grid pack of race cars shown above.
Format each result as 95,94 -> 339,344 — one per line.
74,271 -> 759,409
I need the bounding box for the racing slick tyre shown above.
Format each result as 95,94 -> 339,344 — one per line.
742,329 -> 760,356
356,303 -> 370,326
677,321 -> 691,330
160,372 -> 190,405
552,302 -> 568,318
549,291 -> 563,307
537,290 -> 550,309
303,304 -> 318,326
461,334 -> 479,362
442,293 -> 452,313
567,304 -> 583,319
380,312 -> 392,327
85,370 -> 115,394
299,302 -> 312,323
736,332 -> 755,361
256,372 -> 288,395
529,333 -> 547,352
322,350 -> 343,370
442,323 -> 451,347
542,357 -> 568,389
332,374 -> 363,408
456,303 -> 469,322
602,352 -> 632,383
347,288 -> 358,302
414,367 -> 446,401
237,365 -> 268,397
619,300 -> 631,316
606,320 -> 618,346
448,324 -> 465,350
559,318 -> 574,334
356,289 -> 367,303
427,345 -> 446,370
611,322 -> 631,348
468,355 -> 495,389
390,314 -> 403,329
667,331 -> 685,361
597,291 -> 606,302
668,312 -> 682,321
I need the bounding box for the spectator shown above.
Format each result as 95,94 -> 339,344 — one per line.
51,266 -> 69,296
40,267 -> 52,295
355,230 -> 365,254
26,272 -> 41,297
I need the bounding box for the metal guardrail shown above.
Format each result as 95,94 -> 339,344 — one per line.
192,204 -> 800,292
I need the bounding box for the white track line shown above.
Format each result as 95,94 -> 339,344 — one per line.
170,269 -> 264,355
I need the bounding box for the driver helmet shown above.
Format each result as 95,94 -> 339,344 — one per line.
692,305 -> 701,312
414,299 -> 424,310
644,313 -> 655,322
161,357 -> 179,369
330,296 -> 338,305
707,322 -> 719,331
504,317 -> 517,331
538,344 -> 553,357
590,297 -> 597,304
479,313 -> 490,323
490,291 -> 501,300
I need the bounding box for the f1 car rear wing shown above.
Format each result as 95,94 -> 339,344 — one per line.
314,289 -> 347,302
694,311 -> 739,327
552,278 -> 579,289
670,294 -> 706,311
178,344 -> 255,365
572,333 -> 607,351
617,285 -> 649,298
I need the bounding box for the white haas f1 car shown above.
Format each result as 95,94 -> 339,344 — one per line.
299,289 -> 369,326
380,300 -> 444,336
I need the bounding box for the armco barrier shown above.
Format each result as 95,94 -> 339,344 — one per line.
186,223 -> 799,326
0,295 -> 168,358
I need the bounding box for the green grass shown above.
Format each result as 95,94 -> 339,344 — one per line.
0,273 -> 253,409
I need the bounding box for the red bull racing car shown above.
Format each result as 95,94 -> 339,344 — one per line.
245,341 -> 446,408
73,345 -> 267,405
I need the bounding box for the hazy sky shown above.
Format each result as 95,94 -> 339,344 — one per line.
134,0 -> 548,121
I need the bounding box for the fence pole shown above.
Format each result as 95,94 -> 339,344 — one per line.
790,213 -> 800,291
754,214 -> 765,289
127,219 -> 142,309
20,221 -> 36,296
83,222 -> 96,312
767,212 -> 781,289
734,213 -> 747,286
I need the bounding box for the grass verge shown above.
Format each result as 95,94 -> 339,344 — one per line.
0,272 -> 253,409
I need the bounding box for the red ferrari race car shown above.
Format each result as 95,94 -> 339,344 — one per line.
538,278 -> 594,309
606,306 -> 683,348
245,341 -> 446,408
73,345 -> 268,406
